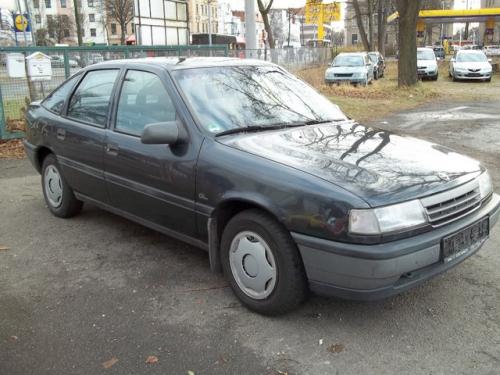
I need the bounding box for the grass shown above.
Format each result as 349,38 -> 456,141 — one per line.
297,60 -> 500,122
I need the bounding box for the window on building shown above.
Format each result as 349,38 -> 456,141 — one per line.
115,70 -> 176,136
45,0 -> 51,8
89,14 -> 95,22
35,14 -> 41,23
88,0 -> 94,7
64,29 -> 70,37
60,0 -> 66,7
90,28 -> 96,37
111,23 -> 117,35
34,0 -> 39,8
166,1 -> 176,20
351,33 -> 358,44
130,23 -> 134,33
67,70 -> 119,127
177,2 -> 187,21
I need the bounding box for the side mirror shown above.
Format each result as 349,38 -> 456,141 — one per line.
488,58 -> 492,62
141,121 -> 185,145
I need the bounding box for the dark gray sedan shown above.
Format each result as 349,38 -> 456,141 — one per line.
24,58 -> 500,315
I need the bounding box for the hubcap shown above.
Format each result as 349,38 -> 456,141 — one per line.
44,165 -> 63,208
229,231 -> 277,300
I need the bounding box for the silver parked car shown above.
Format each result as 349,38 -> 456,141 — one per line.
417,47 -> 438,80
325,52 -> 374,86
449,50 -> 493,82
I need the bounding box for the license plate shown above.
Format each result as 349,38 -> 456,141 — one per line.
441,218 -> 489,262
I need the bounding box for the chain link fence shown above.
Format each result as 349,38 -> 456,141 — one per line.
0,45 -> 227,140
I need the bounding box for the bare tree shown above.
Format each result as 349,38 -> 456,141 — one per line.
105,0 -> 134,45
47,15 -> 74,44
352,0 -> 371,50
257,0 -> 275,49
377,0 -> 389,55
395,0 -> 422,86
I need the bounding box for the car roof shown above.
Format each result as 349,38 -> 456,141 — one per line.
86,57 -> 277,72
457,49 -> 485,54
335,52 -> 367,57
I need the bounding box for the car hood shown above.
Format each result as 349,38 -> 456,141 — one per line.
326,66 -> 367,74
454,61 -> 491,70
218,121 -> 482,207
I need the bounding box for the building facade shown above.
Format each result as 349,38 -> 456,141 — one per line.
133,0 -> 188,45
188,0 -> 218,36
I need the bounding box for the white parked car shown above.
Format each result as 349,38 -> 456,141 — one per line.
324,52 -> 374,86
417,47 -> 438,80
449,50 -> 493,82
484,45 -> 500,57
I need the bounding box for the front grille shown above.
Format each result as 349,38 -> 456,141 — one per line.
468,68 -> 480,72
335,73 -> 353,77
420,179 -> 482,227
466,73 -> 481,77
418,66 -> 427,69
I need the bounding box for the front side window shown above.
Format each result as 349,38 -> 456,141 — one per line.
42,74 -> 80,114
172,66 -> 346,134
115,70 -> 176,136
67,70 -> 119,127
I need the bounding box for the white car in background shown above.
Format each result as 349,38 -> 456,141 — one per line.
449,50 -> 493,82
484,45 -> 500,57
417,47 -> 438,80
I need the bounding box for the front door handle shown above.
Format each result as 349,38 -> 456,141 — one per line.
56,128 -> 66,140
105,143 -> 119,156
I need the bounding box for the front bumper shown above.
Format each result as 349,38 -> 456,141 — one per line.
418,69 -> 438,78
325,77 -> 366,84
293,193 -> 500,301
453,71 -> 492,80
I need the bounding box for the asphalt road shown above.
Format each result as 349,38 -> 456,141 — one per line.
1,101 -> 500,375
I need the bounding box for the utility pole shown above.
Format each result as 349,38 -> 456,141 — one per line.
73,0 -> 83,46
245,0 -> 257,57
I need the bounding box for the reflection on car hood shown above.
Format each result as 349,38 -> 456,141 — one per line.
219,121 -> 482,206
417,59 -> 437,67
454,61 -> 491,70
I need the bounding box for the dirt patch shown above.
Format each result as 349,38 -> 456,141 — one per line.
0,140 -> 26,159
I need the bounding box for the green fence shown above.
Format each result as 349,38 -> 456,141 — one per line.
0,44 -> 228,140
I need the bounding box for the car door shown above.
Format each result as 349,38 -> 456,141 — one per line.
53,68 -> 121,204
103,67 -> 200,238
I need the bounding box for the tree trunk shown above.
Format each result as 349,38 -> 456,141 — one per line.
261,10 -> 274,48
464,22 -> 469,40
377,0 -> 387,55
395,0 -> 422,87
352,0 -> 371,50
72,0 -> 83,46
120,23 -> 126,45
367,0 -> 374,51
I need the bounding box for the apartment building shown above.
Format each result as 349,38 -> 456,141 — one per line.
133,0 -> 189,45
189,0 -> 218,35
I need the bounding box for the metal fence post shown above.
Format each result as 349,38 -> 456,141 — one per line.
0,82 -> 5,140
63,50 -> 70,79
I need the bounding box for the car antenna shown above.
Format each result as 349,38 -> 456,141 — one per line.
177,56 -> 187,64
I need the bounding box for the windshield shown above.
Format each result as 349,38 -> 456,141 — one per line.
417,50 -> 435,60
333,55 -> 364,66
457,53 -> 487,62
172,66 -> 346,134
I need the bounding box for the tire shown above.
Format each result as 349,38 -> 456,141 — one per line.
452,73 -> 457,82
486,77 -> 491,82
374,71 -> 378,80
41,154 -> 83,218
432,74 -> 438,81
220,209 -> 308,315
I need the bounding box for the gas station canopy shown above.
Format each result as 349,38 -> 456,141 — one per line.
388,8 -> 500,24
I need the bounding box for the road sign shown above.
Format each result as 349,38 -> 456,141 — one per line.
14,14 -> 30,32
323,2 -> 341,22
305,0 -> 323,24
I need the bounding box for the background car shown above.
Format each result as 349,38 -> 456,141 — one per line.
433,46 -> 445,59
484,45 -> 500,57
324,52 -> 374,86
417,47 -> 438,80
368,51 -> 385,79
449,50 -> 493,82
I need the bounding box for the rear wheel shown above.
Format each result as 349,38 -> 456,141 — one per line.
42,154 -> 83,218
220,209 -> 308,315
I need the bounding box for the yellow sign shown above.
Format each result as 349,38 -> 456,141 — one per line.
305,1 -> 341,40
15,14 -> 28,32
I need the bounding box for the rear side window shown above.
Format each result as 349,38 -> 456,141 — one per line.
115,70 -> 176,136
67,69 -> 119,127
42,74 -> 80,114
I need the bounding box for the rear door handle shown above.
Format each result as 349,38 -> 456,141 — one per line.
105,143 -> 119,156
56,128 -> 66,140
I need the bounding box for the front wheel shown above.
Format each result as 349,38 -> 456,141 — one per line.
42,154 -> 83,218
221,209 -> 308,315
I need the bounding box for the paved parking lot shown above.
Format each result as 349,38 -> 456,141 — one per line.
1,100 -> 500,375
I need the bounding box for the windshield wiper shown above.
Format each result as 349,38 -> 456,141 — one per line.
215,122 -> 309,137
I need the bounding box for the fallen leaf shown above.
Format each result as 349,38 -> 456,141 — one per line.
328,343 -> 345,353
187,371 -> 195,375
145,355 -> 159,364
9,335 -> 18,342
0,246 -> 9,251
318,338 -> 323,345
102,357 -> 118,369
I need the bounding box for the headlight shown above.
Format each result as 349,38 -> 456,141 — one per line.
455,67 -> 466,72
478,171 -> 493,199
349,200 -> 427,235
